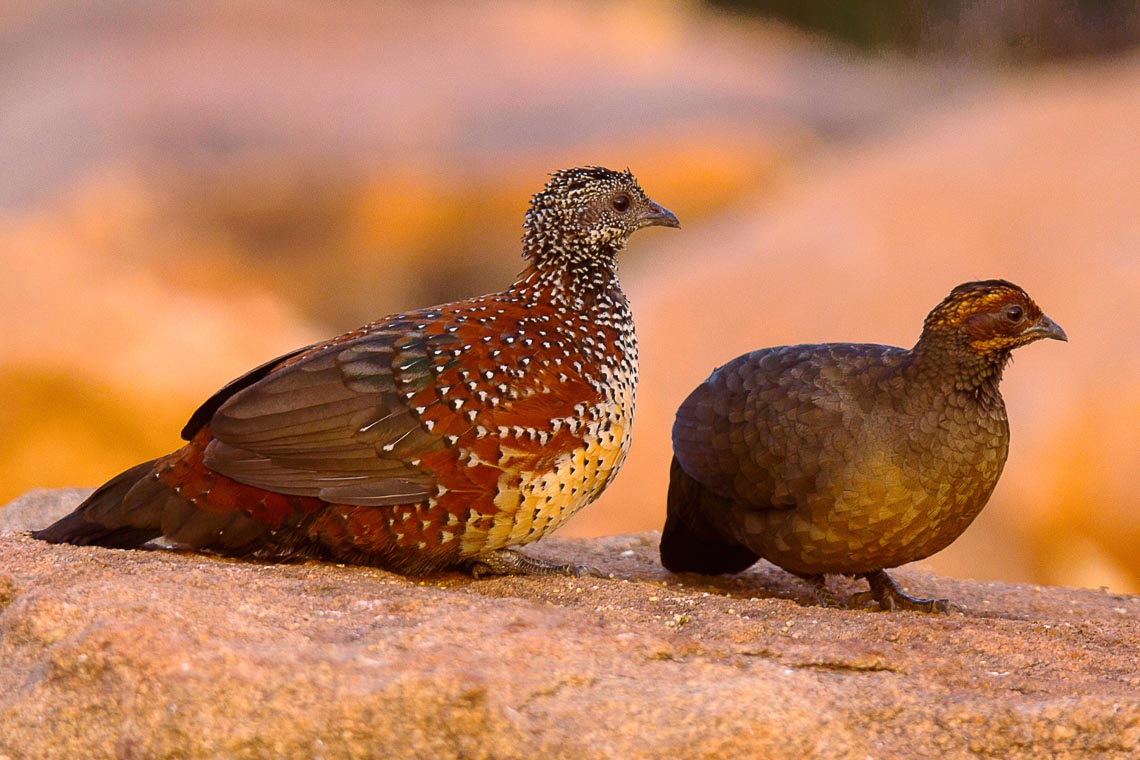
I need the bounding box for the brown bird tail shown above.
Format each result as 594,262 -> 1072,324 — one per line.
32,459 -> 168,548
660,456 -> 759,575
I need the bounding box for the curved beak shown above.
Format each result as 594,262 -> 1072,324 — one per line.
1024,313 -> 1067,342
638,200 -> 680,230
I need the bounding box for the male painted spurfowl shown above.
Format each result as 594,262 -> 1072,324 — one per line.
661,280 -> 1066,611
35,166 -> 679,577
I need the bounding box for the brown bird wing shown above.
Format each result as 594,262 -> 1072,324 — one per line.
180,343 -> 320,441
672,344 -> 904,511
202,325 -> 451,507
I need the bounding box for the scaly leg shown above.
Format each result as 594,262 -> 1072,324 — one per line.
860,570 -> 951,613
465,548 -> 604,579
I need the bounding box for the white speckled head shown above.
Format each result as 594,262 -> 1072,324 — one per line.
522,166 -> 679,267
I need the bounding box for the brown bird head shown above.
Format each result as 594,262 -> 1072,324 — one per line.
921,280 -> 1067,362
522,166 -> 679,269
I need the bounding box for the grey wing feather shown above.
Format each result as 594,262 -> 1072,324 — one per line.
204,327 -> 450,506
673,344 -> 903,511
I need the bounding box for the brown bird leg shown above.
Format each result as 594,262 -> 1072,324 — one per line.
465,549 -> 605,579
859,570 -> 951,613
794,573 -> 842,608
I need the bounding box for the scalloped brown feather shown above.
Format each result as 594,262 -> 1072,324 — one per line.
662,280 -> 1065,609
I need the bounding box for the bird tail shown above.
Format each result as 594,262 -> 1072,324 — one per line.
32,459 -> 169,548
660,456 -> 758,575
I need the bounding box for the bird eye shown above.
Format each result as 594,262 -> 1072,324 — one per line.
612,194 -> 630,212
1005,305 -> 1023,322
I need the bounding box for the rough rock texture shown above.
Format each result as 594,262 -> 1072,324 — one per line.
1,490 -> 1138,758
0,488 -> 93,533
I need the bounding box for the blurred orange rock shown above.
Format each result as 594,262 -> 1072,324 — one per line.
0,176 -> 324,498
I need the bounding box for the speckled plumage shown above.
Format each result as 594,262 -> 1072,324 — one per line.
35,167 -> 679,576
661,280 -> 1066,611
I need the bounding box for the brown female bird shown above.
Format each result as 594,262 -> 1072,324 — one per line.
35,166 -> 679,577
662,280 -> 1065,611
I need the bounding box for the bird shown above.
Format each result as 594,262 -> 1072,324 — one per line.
34,166 -> 679,577
661,280 -> 1066,611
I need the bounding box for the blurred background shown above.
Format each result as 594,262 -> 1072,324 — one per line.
1,0 -> 1137,592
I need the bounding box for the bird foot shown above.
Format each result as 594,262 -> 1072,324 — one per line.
795,573 -> 843,608
465,548 -> 604,579
860,571 -> 953,613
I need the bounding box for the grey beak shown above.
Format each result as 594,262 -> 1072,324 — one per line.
639,200 -> 681,230
1025,313 -> 1068,342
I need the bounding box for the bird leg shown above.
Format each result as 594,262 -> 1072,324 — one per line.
794,573 -> 842,608
464,548 -> 604,579
859,570 -> 951,613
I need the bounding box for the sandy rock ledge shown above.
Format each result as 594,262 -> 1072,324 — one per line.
1,490 -> 1138,759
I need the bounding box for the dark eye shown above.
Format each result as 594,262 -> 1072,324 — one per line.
612,194 -> 630,213
1005,305 -> 1023,322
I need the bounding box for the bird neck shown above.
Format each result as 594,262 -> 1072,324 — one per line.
907,331 -> 1011,400
514,234 -> 625,310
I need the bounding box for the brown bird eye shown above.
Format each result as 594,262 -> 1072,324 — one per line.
612,195 -> 630,212
1006,306 -> 1023,322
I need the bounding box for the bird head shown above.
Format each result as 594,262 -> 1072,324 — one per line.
922,280 -> 1067,357
522,166 -> 679,265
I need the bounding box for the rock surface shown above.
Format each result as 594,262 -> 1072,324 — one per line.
0,488 -> 93,533
1,490 -> 1138,758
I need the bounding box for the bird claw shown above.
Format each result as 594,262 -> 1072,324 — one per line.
845,591 -> 877,610
861,570 -> 953,614
796,573 -> 843,608
465,548 -> 604,579
877,593 -> 952,614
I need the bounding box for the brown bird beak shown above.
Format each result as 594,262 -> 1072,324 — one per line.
1024,314 -> 1068,342
638,200 -> 681,230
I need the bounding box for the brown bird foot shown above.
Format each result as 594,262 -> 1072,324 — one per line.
859,571 -> 952,613
465,549 -> 604,579
795,573 -> 843,608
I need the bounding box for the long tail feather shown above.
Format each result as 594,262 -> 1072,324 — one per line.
32,459 -> 165,548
